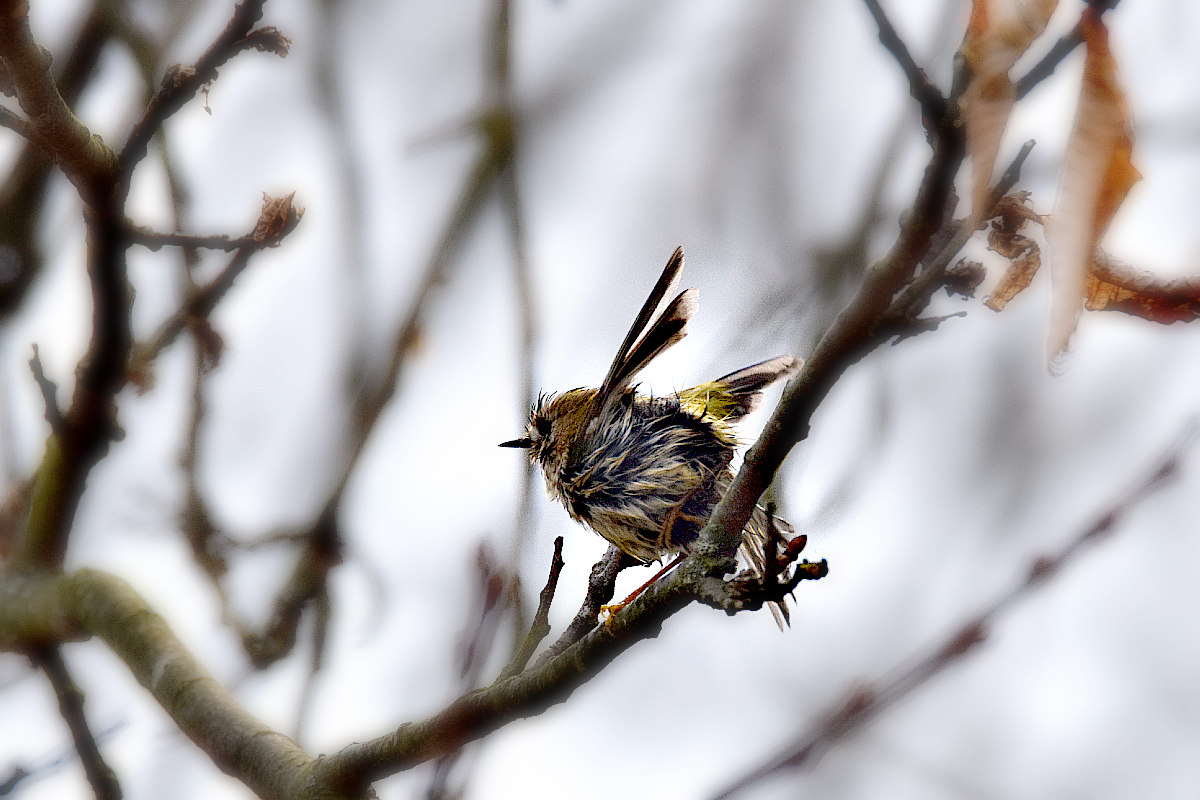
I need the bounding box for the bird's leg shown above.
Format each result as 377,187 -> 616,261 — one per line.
600,552 -> 687,623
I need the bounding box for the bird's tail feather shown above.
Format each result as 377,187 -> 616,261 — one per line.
739,504 -> 794,630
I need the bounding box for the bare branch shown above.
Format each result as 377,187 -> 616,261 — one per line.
27,345 -> 63,433
134,192 -> 302,364
0,0 -> 118,202
683,59 -> 965,576
1090,250 -> 1200,300
499,536 -> 565,680
535,546 -> 636,665
31,646 -> 122,800
0,570 -> 313,800
888,139 -> 1037,324
712,420 -> 1196,799
0,3 -> 113,321
1014,1 -> 1123,99
861,0 -> 947,126
126,225 -> 265,252
0,103 -> 36,142
241,510 -> 341,671
1014,23 -> 1083,100
119,0 -> 286,180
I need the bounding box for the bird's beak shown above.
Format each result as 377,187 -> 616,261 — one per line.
499,437 -> 533,448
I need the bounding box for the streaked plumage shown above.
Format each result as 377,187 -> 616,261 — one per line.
501,248 -> 798,624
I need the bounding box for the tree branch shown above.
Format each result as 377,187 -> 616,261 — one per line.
861,0 -> 947,126
27,344 -> 64,433
0,570 -> 315,800
1013,1 -> 1124,99
31,645 -> 123,800
119,0 -> 287,182
682,76 -> 965,578
312,573 -> 695,796
712,420 -> 1196,799
0,0 -> 119,203
126,225 -> 267,252
498,536 -> 564,680
0,103 -> 37,142
534,545 -> 635,665
133,192 -> 302,366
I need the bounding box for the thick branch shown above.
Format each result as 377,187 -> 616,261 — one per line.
13,207 -> 131,570
0,561 -> 698,798
0,570 -> 319,800
0,0 -> 118,203
311,575 -> 693,796
689,97 -> 965,568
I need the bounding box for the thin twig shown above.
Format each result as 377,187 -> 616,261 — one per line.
1014,23 -> 1083,100
1013,0 -> 1123,100
27,345 -> 63,433
888,139 -> 1036,324
126,225 -> 264,252
136,193 -> 302,361
711,420 -> 1196,799
427,539 -> 516,800
861,0 -> 946,125
0,104 -> 36,142
32,646 -> 123,800
292,587 -> 331,744
499,537 -> 565,680
534,546 -> 635,666
119,0 -> 283,180
241,509 -> 341,671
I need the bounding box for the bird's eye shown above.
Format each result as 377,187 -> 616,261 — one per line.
535,417 -> 551,437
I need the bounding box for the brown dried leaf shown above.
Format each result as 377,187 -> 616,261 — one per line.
1045,8 -> 1140,360
991,190 -> 1044,229
251,191 -> 303,244
985,239 -> 1042,311
1084,253 -> 1200,324
945,259 -> 986,298
239,27 -> 291,58
980,192 -> 1045,311
962,0 -> 1058,224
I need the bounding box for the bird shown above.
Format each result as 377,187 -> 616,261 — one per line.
501,247 -> 798,626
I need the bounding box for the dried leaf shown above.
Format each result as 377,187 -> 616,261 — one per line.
962,0 -> 1058,223
945,259 -> 986,298
981,192 -> 1045,311
1084,252 -> 1200,323
1045,8 -> 1140,360
251,191 -> 303,244
985,239 -> 1041,311
239,27 -> 291,58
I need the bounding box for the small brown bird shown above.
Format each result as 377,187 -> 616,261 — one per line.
501,248 -> 798,625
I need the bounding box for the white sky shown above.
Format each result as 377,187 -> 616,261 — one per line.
4,1 -> 1200,799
